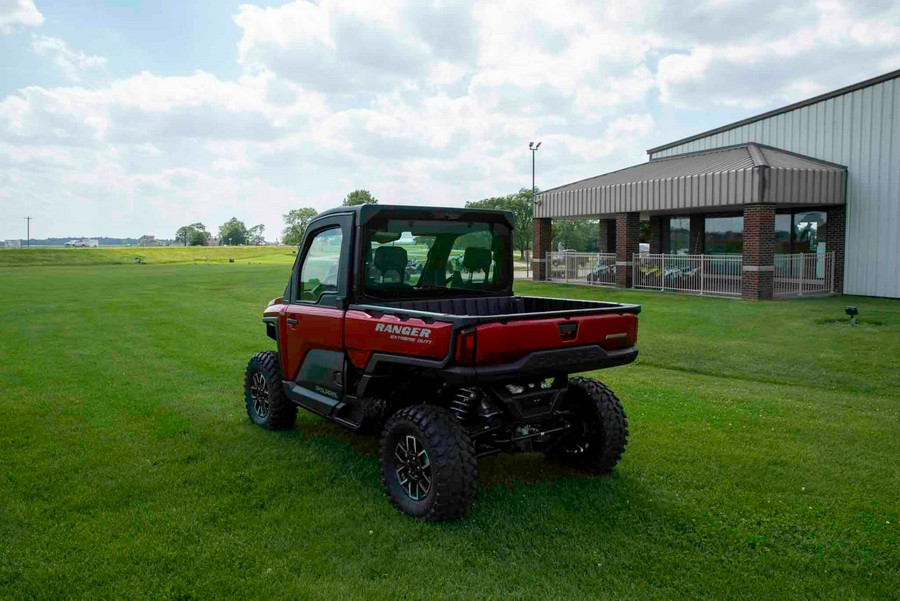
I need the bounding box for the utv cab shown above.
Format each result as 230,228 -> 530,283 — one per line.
244,205 -> 639,520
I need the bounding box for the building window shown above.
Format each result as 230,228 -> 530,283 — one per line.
774,210 -> 827,253
794,211 -> 826,253
704,216 -> 743,254
775,214 -> 792,254
667,216 -> 690,254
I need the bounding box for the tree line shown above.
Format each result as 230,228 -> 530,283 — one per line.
277,188 -> 543,253
174,189 -> 378,246
175,186 -> 597,252
174,221 -> 265,247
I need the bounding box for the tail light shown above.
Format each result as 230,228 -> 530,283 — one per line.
454,327 -> 477,365
603,317 -> 638,349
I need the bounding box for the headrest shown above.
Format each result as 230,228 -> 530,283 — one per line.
374,246 -> 408,274
463,247 -> 492,272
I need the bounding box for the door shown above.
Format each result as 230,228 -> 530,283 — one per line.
282,213 -> 352,414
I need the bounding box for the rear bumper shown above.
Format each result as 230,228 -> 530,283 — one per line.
442,345 -> 638,383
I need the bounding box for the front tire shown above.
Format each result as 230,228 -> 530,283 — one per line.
380,405 -> 477,521
244,351 -> 297,430
546,377 -> 628,473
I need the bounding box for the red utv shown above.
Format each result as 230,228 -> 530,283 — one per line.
245,205 -> 639,520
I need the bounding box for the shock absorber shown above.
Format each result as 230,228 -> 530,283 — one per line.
450,387 -> 480,423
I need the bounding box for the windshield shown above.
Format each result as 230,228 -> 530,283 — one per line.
361,218 -> 512,299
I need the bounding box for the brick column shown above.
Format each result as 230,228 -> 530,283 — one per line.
616,212 -> 640,287
532,218 -> 552,281
597,219 -> 616,253
649,216 -> 665,254
690,214 -> 705,254
742,204 -> 775,300
824,206 -> 846,294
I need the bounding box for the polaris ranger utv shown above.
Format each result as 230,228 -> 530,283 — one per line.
244,205 -> 639,520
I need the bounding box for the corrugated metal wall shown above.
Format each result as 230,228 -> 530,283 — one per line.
651,77 -> 900,298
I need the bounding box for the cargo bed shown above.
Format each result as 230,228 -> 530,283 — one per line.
354,295 -> 640,325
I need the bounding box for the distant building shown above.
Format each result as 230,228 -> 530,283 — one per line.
2,240 -> 22,248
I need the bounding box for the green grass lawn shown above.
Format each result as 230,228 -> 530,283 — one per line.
0,245 -> 296,267
0,262 -> 897,599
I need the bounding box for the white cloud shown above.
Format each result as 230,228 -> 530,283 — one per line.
656,0 -> 900,109
1,0 -> 899,240
0,0 -> 43,34
31,35 -> 107,82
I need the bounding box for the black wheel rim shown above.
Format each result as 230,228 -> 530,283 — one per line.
394,435 -> 432,501
250,372 -> 269,419
558,406 -> 598,455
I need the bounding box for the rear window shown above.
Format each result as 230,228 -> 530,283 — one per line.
362,218 -> 511,298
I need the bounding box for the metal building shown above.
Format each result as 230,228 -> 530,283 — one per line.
534,69 -> 900,299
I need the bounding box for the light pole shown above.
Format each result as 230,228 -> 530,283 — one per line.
24,216 -> 32,248
528,141 -> 541,276
529,141 -> 541,200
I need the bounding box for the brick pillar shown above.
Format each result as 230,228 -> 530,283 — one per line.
824,206 -> 846,294
597,219 -> 616,253
649,216 -> 665,254
532,218 -> 552,281
690,214 -> 705,254
616,212 -> 640,287
742,204 -> 775,300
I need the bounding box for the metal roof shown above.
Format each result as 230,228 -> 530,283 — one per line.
646,69 -> 900,155
535,143 -> 846,219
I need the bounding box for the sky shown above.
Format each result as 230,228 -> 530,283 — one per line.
1,0 -> 898,241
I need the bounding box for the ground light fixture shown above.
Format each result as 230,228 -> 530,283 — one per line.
845,305 -> 858,326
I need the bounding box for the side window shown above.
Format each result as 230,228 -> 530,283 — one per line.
297,227 -> 343,303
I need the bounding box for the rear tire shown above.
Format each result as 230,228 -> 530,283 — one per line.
380,405 -> 477,521
546,377 -> 628,473
244,351 -> 297,430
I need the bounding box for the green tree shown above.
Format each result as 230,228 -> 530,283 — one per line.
188,223 -> 210,246
281,208 -> 318,246
219,217 -> 249,246
175,222 -> 210,246
342,189 -> 378,206
175,226 -> 192,246
466,187 -> 536,260
552,219 -> 599,252
248,224 -> 265,245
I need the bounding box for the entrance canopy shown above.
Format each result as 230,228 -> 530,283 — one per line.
535,143 -> 846,219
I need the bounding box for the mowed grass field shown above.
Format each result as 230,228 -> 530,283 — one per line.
0,245 -> 296,267
1,256 -> 898,599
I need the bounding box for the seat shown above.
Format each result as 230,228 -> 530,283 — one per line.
374,246 -> 408,283
463,247 -> 492,283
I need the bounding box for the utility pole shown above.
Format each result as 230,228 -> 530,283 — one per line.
24,216 -> 32,247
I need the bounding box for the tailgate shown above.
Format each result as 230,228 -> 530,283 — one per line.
474,311 -> 637,366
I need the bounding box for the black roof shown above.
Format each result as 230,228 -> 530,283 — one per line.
312,204 -> 515,228
647,68 -> 900,155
